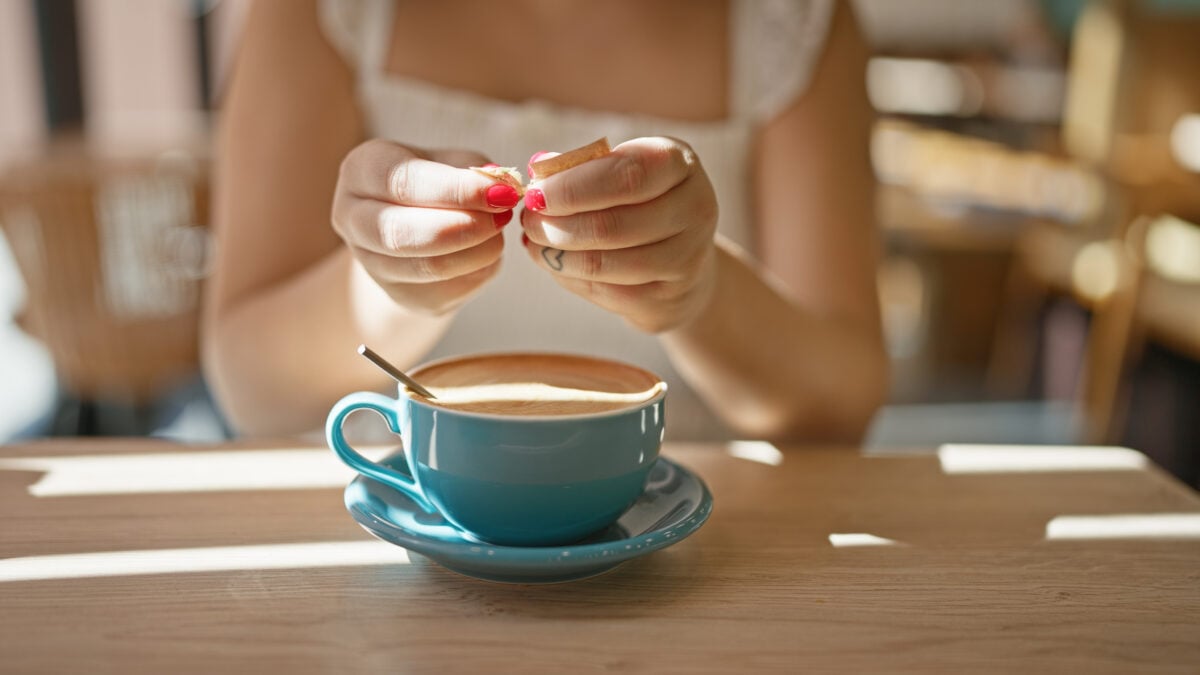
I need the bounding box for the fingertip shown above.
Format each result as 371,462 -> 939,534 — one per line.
528,151 -> 558,180
524,188 -> 546,212
486,184 -> 521,209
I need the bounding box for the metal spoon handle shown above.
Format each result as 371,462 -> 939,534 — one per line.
357,344 -> 437,399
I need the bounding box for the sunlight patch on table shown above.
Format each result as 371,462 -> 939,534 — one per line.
938,444 -> 1146,474
0,540 -> 408,582
1045,513 -> 1200,541
828,533 -> 902,548
726,441 -> 783,466
0,447 -> 394,497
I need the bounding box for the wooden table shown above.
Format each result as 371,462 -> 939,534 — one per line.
2,439 -> 1198,673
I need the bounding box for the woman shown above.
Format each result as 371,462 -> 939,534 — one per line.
203,0 -> 888,441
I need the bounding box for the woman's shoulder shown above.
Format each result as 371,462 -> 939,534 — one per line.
731,0 -> 836,123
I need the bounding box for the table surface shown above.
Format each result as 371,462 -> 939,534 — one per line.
2,438 -> 1198,673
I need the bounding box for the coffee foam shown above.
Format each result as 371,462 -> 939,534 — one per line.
410,353 -> 664,416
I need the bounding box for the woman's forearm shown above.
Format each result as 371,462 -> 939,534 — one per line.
202,247 -> 453,437
661,240 -> 889,443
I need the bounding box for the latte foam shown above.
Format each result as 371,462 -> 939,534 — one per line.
409,353 -> 665,416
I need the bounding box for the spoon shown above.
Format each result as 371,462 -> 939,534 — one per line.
357,344 -> 437,399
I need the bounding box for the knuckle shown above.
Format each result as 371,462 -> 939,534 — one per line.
415,253 -> 448,281
579,249 -> 605,278
617,155 -> 649,194
591,208 -> 620,246
452,177 -> 473,209
556,177 -> 584,211
377,213 -> 407,253
386,158 -> 414,203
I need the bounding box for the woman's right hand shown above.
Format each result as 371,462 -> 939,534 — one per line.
331,139 -> 520,315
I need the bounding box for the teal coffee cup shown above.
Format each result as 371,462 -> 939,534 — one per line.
326,352 -> 667,546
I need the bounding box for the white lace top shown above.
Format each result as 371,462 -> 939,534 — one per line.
320,0 -> 833,439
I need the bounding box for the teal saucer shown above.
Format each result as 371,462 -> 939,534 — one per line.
344,454 -> 712,584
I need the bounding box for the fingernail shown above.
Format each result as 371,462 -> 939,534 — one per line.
521,232 -> 530,246
493,209 -> 513,229
486,184 -> 520,208
527,151 -> 550,178
525,188 -> 546,211
482,162 -> 500,168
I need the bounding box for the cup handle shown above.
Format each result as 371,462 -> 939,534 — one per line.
325,391 -> 436,513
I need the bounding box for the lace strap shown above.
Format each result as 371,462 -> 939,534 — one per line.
317,0 -> 393,75
731,0 -> 836,123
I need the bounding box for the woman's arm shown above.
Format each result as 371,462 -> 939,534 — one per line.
660,2 -> 888,442
202,0 -> 453,436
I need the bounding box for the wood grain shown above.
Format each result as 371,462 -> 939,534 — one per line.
1,439 -> 1198,673
529,137 -> 611,179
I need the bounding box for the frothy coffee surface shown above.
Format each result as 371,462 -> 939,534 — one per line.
410,354 -> 665,416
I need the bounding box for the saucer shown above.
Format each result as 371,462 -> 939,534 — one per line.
344,454 -> 713,584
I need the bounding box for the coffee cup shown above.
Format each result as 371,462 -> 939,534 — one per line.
326,352 -> 667,546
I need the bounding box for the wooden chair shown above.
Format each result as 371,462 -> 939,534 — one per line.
987,0 -> 1200,443
0,143 -> 210,431
1129,214 -> 1200,362
1112,212 -> 1200,484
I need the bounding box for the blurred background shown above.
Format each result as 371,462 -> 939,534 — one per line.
0,0 -> 1197,487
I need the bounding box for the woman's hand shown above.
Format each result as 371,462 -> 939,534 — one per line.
519,137 -> 719,333
331,139 -> 521,315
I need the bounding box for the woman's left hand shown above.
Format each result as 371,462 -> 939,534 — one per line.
519,137 -> 719,333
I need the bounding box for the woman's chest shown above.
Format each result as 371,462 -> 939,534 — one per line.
383,0 -> 729,122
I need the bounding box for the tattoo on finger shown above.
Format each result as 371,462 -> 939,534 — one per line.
541,247 -> 566,271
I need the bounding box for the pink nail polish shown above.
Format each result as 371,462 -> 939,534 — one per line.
482,162 -> 500,169
525,188 -> 546,212
493,210 -> 513,229
486,184 -> 520,209
527,151 -> 550,178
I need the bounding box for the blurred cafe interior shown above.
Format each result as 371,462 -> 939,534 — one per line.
0,0 -> 1198,487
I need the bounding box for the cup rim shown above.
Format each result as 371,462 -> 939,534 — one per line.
398,351 -> 668,422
